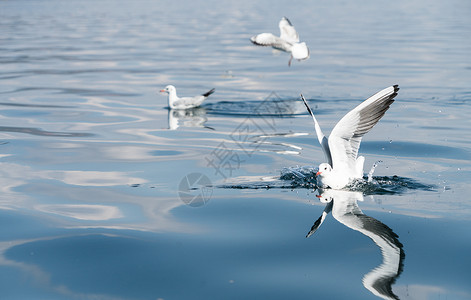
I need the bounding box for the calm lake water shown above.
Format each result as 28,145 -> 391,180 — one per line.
1,0 -> 471,299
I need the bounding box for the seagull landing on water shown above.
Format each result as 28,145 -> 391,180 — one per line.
301,85 -> 399,189
250,17 -> 310,66
160,85 -> 215,109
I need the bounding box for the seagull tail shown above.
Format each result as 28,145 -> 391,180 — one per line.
202,88 -> 215,97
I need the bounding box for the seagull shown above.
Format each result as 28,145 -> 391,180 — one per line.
250,17 -> 310,66
160,85 -> 215,109
301,85 -> 399,189
307,190 -> 404,300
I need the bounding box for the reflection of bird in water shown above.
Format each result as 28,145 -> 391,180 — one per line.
301,85 -> 399,189
251,17 -> 310,66
160,85 -> 215,109
167,107 -> 213,130
307,189 -> 404,300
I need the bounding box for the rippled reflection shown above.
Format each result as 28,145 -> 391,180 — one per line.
307,190 -> 405,300
0,126 -> 93,137
167,107 -> 210,130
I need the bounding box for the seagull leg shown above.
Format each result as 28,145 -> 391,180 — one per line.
288,55 -> 293,67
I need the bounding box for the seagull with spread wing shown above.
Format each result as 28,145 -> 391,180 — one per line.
251,17 -> 310,66
301,85 -> 399,189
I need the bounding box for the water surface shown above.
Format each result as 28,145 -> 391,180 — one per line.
1,0 -> 471,299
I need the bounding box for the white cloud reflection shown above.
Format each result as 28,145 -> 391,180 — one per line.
36,204 -> 123,221
46,170 -> 147,187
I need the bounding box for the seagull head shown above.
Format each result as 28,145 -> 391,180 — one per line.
316,163 -> 332,177
316,189 -> 333,203
160,85 -> 176,94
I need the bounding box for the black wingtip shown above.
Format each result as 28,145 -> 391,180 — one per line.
306,215 -> 323,238
390,85 -> 400,101
202,88 -> 215,97
300,94 -> 314,117
250,38 -> 266,47
282,16 -> 293,26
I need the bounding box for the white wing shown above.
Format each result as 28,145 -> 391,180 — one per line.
251,33 -> 292,52
172,96 -> 205,109
301,94 -> 332,166
328,85 -> 399,171
279,17 -> 299,43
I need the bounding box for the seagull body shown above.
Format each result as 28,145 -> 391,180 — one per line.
160,85 -> 215,109
301,85 -> 399,189
251,17 -> 310,66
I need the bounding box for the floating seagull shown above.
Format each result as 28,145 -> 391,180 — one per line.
301,85 -> 399,189
251,17 -> 310,66
160,85 -> 215,109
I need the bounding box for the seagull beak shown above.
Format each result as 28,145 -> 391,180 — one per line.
316,171 -> 322,176
159,89 -> 166,93
315,195 -> 322,198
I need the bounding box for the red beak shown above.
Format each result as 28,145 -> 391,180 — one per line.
316,171 -> 321,176
160,89 -> 166,92
316,195 -> 322,198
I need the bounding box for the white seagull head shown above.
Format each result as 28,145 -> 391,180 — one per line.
160,85 -> 176,94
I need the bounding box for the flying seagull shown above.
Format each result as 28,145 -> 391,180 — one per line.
251,17 -> 310,66
301,85 -> 399,189
160,85 -> 215,109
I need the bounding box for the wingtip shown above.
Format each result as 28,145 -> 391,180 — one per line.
300,94 -> 314,116
281,16 -> 293,26
390,85 -> 400,101
202,88 -> 215,97
250,37 -> 263,46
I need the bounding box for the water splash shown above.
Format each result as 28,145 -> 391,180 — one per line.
279,166 -> 317,189
219,166 -> 436,195
367,160 -> 383,183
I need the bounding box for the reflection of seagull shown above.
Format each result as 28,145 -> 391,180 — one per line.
167,107 -> 213,130
307,189 -> 404,300
301,85 -> 399,189
160,85 -> 215,109
251,17 -> 310,66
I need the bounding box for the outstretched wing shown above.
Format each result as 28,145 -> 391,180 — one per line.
279,17 -> 299,43
250,33 -> 292,52
301,94 -> 332,166
328,85 -> 399,171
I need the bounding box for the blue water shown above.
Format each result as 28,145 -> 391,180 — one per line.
1,0 -> 471,299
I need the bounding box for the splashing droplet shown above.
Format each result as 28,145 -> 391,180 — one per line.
368,160 -> 383,183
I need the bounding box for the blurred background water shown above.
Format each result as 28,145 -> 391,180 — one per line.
1,0 -> 470,299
